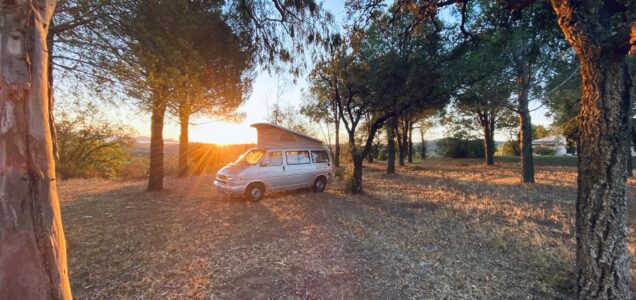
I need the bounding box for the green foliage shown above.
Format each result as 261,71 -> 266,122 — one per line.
437,138 -> 485,158
55,106 -> 135,179
532,125 -> 550,140
501,141 -> 521,156
534,146 -> 556,156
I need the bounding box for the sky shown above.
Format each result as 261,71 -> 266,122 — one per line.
85,1 -> 553,145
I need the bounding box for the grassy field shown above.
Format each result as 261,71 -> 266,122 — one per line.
58,159 -> 636,299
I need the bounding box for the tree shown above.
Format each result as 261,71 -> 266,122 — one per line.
380,0 -> 636,296
304,35 -> 346,167
161,2 -> 254,177
0,1 -> 72,299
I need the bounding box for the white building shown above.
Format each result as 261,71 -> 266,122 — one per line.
532,135 -> 568,156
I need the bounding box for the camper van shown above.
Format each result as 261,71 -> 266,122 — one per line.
214,123 -> 334,201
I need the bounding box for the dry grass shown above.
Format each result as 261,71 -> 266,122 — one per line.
58,159 -> 636,299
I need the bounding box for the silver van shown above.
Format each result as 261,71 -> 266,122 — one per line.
214,147 -> 334,201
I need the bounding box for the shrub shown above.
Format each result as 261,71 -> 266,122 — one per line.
534,146 -> 556,156
501,141 -> 521,156
119,157 -> 150,181
437,138 -> 484,158
55,107 -> 135,179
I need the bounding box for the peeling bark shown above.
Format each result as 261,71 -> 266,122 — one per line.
0,0 -> 72,298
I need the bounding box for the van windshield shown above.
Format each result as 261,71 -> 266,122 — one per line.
234,149 -> 265,165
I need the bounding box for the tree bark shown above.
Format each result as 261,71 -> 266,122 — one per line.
420,125 -> 426,159
334,119 -> 340,167
147,96 -> 166,191
397,118 -> 406,166
574,54 -> 632,300
551,2 -> 634,298
387,117 -> 396,174
407,120 -> 413,163
483,114 -> 495,166
178,111 -> 190,177
351,154 -> 364,193
0,1 -> 72,299
517,63 -> 535,183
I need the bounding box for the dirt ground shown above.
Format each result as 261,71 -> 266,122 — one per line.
58,159 -> 636,299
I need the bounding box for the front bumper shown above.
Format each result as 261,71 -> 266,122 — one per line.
214,180 -> 246,197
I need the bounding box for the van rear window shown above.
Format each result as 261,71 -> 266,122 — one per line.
286,151 -> 311,165
311,151 -> 330,163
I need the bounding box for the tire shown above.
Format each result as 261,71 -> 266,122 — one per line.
245,184 -> 264,201
312,177 -> 326,193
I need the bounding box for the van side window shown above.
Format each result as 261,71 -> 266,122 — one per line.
265,151 -> 283,166
311,151 -> 330,163
286,151 -> 311,165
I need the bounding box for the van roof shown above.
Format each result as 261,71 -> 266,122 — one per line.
250,123 -> 324,145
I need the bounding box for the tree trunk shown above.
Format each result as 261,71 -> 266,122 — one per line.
387,117 -> 396,174
420,126 -> 426,159
0,2 -> 72,299
351,155 -> 364,193
334,120 -> 340,167
574,53 -> 632,299
628,115 -> 633,177
551,3 -> 634,298
367,147 -> 374,163
483,115 -> 495,166
395,121 -> 404,166
178,111 -> 190,177
147,96 -> 166,191
517,64 -> 535,183
407,121 -> 413,163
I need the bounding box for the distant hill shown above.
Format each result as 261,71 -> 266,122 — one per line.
134,136 -> 179,144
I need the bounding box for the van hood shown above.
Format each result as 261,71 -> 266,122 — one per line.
218,164 -> 247,177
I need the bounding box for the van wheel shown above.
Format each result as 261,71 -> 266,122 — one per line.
312,177 -> 326,193
245,184 -> 264,201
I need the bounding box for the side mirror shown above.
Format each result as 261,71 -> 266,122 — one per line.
260,160 -> 269,167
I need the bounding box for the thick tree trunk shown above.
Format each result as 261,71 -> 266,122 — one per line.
483,116 -> 495,166
0,1 -> 72,299
147,97 -> 166,191
334,120 -> 340,167
574,54 -> 632,299
407,121 -> 413,163
551,3 -> 634,298
517,64 -> 535,183
178,111 -> 190,177
351,155 -> 364,193
387,117 -> 396,174
628,116 -> 633,177
367,147 -> 374,163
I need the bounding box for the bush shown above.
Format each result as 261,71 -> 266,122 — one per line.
501,141 -> 520,156
534,146 -> 556,156
377,149 -> 388,161
119,157 -> 150,180
437,138 -> 484,158
55,107 -> 135,179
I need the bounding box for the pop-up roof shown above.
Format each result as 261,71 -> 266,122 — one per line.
250,123 -> 324,148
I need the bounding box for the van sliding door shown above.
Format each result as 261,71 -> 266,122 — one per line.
284,150 -> 314,188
